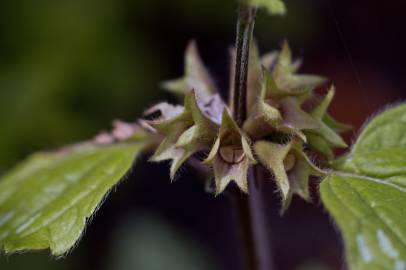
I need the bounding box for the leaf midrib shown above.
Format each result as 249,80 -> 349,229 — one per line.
1,144 -> 138,243
327,172 -> 406,252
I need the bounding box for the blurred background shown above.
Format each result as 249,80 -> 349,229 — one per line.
0,0 -> 405,269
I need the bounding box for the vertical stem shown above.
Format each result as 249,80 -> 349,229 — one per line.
230,169 -> 275,270
229,189 -> 258,270
232,2 -> 257,127
230,2 -> 267,270
248,168 -> 275,270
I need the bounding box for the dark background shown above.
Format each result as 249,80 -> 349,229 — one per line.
0,0 -> 405,269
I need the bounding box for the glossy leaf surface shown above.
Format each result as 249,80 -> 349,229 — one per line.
321,104 -> 406,269
0,143 -> 143,255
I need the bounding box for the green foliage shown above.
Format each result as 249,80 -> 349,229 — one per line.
321,104 -> 406,269
341,104 -> 406,178
321,174 -> 406,270
249,0 -> 286,15
0,143 -> 143,255
0,0 -> 403,266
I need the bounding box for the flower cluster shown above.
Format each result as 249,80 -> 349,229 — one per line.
133,40 -> 349,210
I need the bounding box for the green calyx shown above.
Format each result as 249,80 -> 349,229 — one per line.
148,91 -> 220,179
138,40 -> 349,211
254,139 -> 325,212
204,110 -> 256,195
161,40 -> 218,103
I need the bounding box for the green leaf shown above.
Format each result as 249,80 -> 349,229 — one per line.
339,104 -> 406,178
249,0 -> 286,15
321,104 -> 406,269
321,174 -> 406,270
0,143 -> 144,256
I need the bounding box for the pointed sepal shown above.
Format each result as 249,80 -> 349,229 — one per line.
161,40 -> 218,102
254,139 -> 325,212
254,140 -> 292,210
150,91 -> 219,179
204,110 -> 256,195
304,87 -> 348,151
273,41 -> 326,94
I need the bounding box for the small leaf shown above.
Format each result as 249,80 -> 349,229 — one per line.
321,104 -> 406,269
0,143 -> 144,256
249,0 -> 286,15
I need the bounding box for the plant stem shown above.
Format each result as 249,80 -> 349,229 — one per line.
232,2 -> 257,127
229,188 -> 258,270
230,169 -> 275,270
230,2 -> 269,270
248,168 -> 275,270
